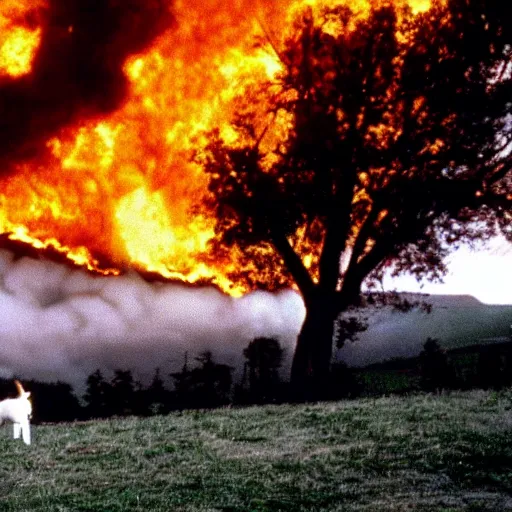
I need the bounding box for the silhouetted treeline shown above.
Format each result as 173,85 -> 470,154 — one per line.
2,336 -> 512,424
350,338 -> 512,397
82,338 -> 287,419
81,337 -> 512,418
171,351 -> 233,410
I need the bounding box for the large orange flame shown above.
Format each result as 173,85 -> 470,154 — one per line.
0,1 -> 44,77
0,0 -> 441,296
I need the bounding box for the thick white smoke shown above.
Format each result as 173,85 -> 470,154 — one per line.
0,250 -> 305,394
0,246 -> 510,396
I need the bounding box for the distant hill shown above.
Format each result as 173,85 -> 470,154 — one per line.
337,294 -> 512,367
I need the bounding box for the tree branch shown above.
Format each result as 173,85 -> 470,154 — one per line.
270,228 -> 315,297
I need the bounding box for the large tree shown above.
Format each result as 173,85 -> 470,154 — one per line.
199,0 -> 512,398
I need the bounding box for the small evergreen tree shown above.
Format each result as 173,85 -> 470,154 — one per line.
34,382 -> 83,422
110,370 -> 136,416
172,351 -> 232,409
131,379 -> 150,417
478,347 -> 505,390
146,368 -> 169,415
242,337 -> 284,403
419,338 -> 454,393
84,369 -> 111,418
189,351 -> 233,408
171,352 -> 193,410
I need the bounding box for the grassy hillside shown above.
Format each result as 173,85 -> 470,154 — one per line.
339,295 -> 512,367
1,390 -> 512,511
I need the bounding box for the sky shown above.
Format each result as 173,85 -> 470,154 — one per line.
386,236 -> 512,305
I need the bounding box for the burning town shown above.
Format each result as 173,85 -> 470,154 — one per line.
0,0 -> 511,509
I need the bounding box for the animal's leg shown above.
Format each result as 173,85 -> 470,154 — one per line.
13,423 -> 21,439
21,420 -> 31,445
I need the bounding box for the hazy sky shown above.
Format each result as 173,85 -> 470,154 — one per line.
386,237 -> 512,305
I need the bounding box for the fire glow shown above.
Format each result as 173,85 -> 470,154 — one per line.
0,0 -> 440,296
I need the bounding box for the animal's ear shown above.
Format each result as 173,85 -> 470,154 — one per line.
25,392 -> 31,399
14,380 -> 25,396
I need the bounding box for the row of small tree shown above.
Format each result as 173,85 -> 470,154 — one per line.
83,337 -> 286,418
83,336 -> 512,420
7,336 -> 511,423
419,337 -> 512,393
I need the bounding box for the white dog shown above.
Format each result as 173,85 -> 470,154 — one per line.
0,380 -> 32,445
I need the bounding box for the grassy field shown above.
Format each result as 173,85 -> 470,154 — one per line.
1,390 -> 512,511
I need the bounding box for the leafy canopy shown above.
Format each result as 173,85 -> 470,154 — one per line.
199,0 -> 511,299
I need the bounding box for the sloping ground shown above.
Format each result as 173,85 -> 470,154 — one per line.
1,390 -> 512,511
338,294 -> 512,367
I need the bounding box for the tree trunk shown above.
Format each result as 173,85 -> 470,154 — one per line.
290,289 -> 341,401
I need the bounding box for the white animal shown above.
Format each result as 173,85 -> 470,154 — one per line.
0,380 -> 32,445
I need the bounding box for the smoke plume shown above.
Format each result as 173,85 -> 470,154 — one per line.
0,249 -> 510,396
0,0 -> 173,167
0,251 -> 305,393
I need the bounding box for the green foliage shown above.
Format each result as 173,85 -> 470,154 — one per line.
110,369 -> 136,416
146,368 -> 171,415
19,381 -> 82,424
356,368 -> 420,396
477,347 -> 509,390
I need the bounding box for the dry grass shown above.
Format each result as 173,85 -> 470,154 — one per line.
1,389 -> 512,511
